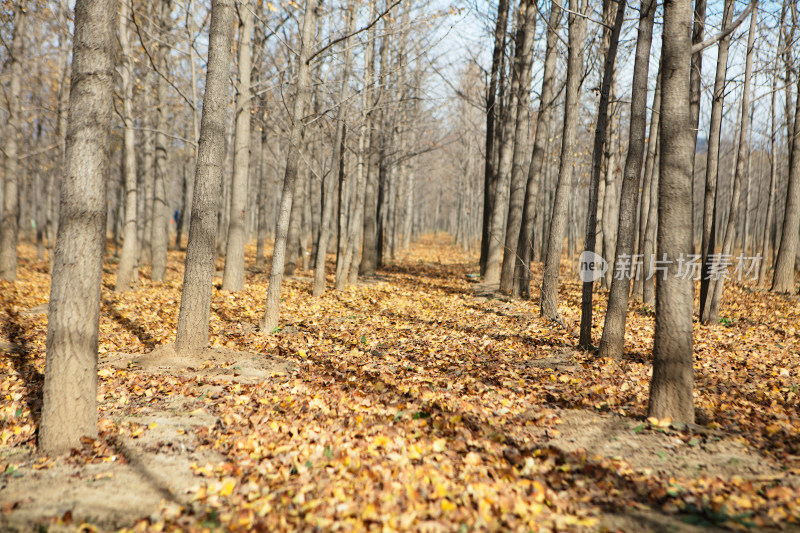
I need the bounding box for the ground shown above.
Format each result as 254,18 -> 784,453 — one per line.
1,236 -> 799,532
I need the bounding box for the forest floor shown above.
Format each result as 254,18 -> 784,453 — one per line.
1,235 -> 800,532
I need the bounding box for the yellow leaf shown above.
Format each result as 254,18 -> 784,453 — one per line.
432,438 -> 447,453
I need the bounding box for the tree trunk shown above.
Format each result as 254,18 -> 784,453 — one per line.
174,0 -> 234,353
759,49 -> 780,285
699,0 -> 734,320
578,0 -> 626,348
261,0 -> 318,332
773,73 -> 800,293
222,0 -> 254,291
540,0 -> 587,321
633,67 -> 661,299
150,0 -> 172,281
689,0 -> 707,251
648,0 -> 695,424
360,8 -> 390,277
40,0 -> 116,455
480,0 -> 511,277
599,0 -> 657,359
0,1 -> 26,281
513,0 -> 561,299
115,0 -> 139,292
498,0 -> 537,294
318,0 -> 357,296
642,137 -> 660,306
708,5 -> 757,316
255,105 -> 270,267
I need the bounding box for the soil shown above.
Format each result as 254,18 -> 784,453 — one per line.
0,347 -> 294,532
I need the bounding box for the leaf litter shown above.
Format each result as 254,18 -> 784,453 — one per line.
0,236 -> 799,531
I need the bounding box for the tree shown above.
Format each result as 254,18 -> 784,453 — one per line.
578,0 -> 626,348
316,0 -> 357,297
707,1 -> 758,318
479,0 -> 510,277
0,1 -> 27,281
115,0 -> 139,292
648,0 -> 695,423
39,0 -> 117,454
540,0 -> 587,320
599,0 -> 657,359
497,0 -> 537,294
174,0 -> 235,353
773,5 -> 800,293
261,0 -> 319,332
222,0 -> 254,291
698,0 -> 734,320
150,0 -> 173,281
513,0 -> 561,299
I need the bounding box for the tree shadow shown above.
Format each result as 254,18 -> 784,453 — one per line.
104,299 -> 158,350
2,306 -> 45,427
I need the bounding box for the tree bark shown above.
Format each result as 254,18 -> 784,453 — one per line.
708,3 -> 757,314
633,67 -> 661,299
0,1 -> 26,281
261,0 -> 318,332
648,0 -> 695,424
578,0 -> 626,348
498,0 -> 538,294
318,0 -> 357,296
115,0 -> 139,292
759,45 -> 780,285
40,0 -> 116,455
480,0 -> 511,277
150,0 -> 173,281
174,0 -> 235,353
599,0 -> 657,359
514,1 -> 561,299
540,0 -> 587,320
699,0 -> 734,320
773,73 -> 800,293
222,0 -> 254,291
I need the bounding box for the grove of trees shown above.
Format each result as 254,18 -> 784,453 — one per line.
2,0 -> 799,509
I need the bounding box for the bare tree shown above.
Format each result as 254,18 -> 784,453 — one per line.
115,0 -> 139,292
599,0 -> 657,359
261,0 -> 319,332
648,0 -> 695,423
707,1 -> 758,318
498,0 -> 537,294
513,0 -> 561,299
174,0 -> 235,353
0,1 -> 27,281
699,0 -> 734,320
578,0 -> 626,348
540,0 -> 587,321
222,0 -> 255,291
39,0 -> 117,454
